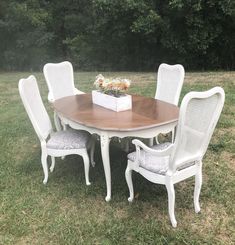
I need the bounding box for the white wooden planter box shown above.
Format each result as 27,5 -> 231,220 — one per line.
92,90 -> 132,112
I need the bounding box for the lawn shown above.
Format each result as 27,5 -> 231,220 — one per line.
0,71 -> 235,244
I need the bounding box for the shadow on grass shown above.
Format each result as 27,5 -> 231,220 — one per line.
18,139 -> 197,212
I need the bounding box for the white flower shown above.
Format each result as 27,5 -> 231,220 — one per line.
94,74 -> 132,95
94,74 -> 105,88
95,74 -> 104,81
102,79 -> 110,89
123,79 -> 131,88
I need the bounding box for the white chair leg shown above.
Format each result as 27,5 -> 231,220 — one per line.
155,134 -> 160,144
61,123 -> 67,160
148,138 -> 154,147
82,151 -> 91,186
54,111 -> 62,131
171,129 -> 175,143
62,123 -> 67,131
125,164 -> 134,202
90,135 -> 96,167
41,150 -> 49,184
124,139 -> 130,152
50,156 -> 55,172
194,161 -> 202,213
166,179 -> 177,227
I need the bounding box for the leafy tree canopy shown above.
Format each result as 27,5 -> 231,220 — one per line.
0,0 -> 234,70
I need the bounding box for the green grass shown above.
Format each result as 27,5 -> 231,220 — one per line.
0,71 -> 235,244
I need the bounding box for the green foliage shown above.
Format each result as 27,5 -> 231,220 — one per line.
0,0 -> 53,70
0,0 -> 234,70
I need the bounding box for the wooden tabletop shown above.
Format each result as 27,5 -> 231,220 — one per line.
53,94 -> 179,131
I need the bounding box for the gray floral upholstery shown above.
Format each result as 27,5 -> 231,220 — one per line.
128,142 -> 195,175
47,129 -> 90,150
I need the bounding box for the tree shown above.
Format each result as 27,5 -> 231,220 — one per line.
0,0 -> 234,70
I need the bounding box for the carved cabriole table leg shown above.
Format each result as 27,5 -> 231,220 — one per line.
100,131 -> 111,202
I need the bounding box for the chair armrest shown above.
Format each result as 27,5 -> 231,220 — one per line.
132,139 -> 174,157
74,88 -> 85,95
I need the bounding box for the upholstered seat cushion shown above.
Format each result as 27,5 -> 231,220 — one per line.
47,129 -> 90,150
128,142 -> 195,175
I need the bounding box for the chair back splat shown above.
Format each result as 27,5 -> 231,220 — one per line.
155,63 -> 185,106
19,75 -> 52,141
43,61 -> 85,131
170,87 -> 225,172
153,63 -> 185,143
43,61 -> 76,102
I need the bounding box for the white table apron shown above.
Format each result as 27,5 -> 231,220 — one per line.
58,113 -> 177,202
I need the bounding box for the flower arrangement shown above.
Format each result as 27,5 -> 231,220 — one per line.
94,74 -> 131,97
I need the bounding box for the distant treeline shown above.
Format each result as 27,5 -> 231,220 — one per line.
0,0 -> 234,71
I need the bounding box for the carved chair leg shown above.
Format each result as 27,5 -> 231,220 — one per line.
148,138 -> 154,147
155,134 -> 160,144
125,164 -> 134,202
82,151 -> 91,186
54,111 -> 62,131
171,129 -> 175,143
124,139 -> 130,152
89,135 -> 96,167
194,161 -> 202,213
41,150 -> 48,184
166,179 -> 177,227
50,156 -> 55,172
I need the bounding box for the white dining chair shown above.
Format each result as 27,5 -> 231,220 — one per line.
43,61 -> 84,102
125,87 -> 225,227
43,61 -> 96,166
43,61 -> 84,130
154,63 -> 185,143
19,75 -> 91,185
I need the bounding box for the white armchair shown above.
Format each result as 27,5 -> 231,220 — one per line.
19,75 -> 91,185
126,87 -> 225,227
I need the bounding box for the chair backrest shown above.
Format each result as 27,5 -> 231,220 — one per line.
155,63 -> 185,105
43,61 -> 76,102
19,75 -> 52,141
170,87 -> 225,172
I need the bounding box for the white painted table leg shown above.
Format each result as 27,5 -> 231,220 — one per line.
100,132 -> 111,202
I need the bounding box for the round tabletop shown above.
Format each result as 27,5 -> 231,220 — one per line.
53,94 -> 179,131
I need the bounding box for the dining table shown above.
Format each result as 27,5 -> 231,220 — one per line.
53,93 -> 179,201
